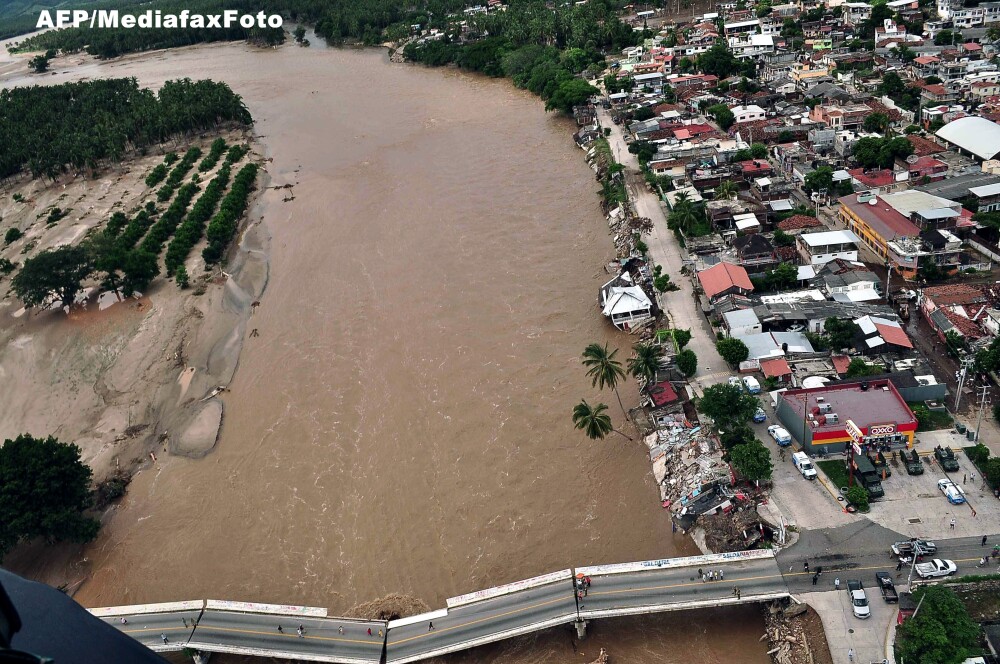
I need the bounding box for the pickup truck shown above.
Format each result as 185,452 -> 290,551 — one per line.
901,449 -> 924,475
792,451 -> 818,480
915,559 -> 958,579
934,446 -> 960,472
875,572 -> 898,603
847,580 -> 870,619
891,539 -> 937,557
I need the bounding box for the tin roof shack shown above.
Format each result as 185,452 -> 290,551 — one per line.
775,379 -> 919,453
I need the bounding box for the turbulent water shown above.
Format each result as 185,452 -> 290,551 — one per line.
4,38 -> 768,662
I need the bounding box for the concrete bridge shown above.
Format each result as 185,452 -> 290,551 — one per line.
91,550 -> 789,663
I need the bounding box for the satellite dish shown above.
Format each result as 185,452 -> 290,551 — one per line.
906,154 -> 920,164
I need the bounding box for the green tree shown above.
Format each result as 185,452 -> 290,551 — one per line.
673,328 -> 692,349
749,143 -> 767,159
707,104 -> 735,130
120,249 -> 159,296
824,317 -> 860,350
985,456 -> 1000,487
934,29 -> 955,46
545,79 -> 599,114
698,44 -> 738,79
714,180 -> 738,201
293,26 -> 307,43
627,342 -> 664,383
846,485 -> 869,511
572,399 -> 631,441
175,264 -> 189,289
0,434 -> 100,558
11,245 -> 92,308
804,166 -> 834,194
773,229 -> 795,247
896,586 -> 981,664
846,358 -> 881,378
716,337 -> 750,366
863,112 -> 890,133
582,342 -> 629,422
677,349 -> 698,377
698,383 -> 760,430
729,439 -> 773,482
967,442 -> 990,466
4,227 -> 22,245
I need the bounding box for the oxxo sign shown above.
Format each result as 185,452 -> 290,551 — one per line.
869,424 -> 897,437
846,419 -> 864,443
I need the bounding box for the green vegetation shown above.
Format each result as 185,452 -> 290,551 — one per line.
142,182 -> 201,255
853,136 -> 914,169
582,342 -> 629,422
203,162 -> 260,263
4,228 -> 23,245
963,443 -> 1000,490
845,358 -> 881,378
817,459 -> 850,489
845,485 -> 869,511
716,337 -> 750,367
0,434 -> 101,559
896,586 -> 981,664
668,192 -> 710,237
0,78 -> 251,180
11,245 -> 92,308
730,439 -> 773,483
199,138 -> 228,172
165,164 -> 231,275
673,329 -> 692,350
752,262 -> 798,292
572,399 -> 631,441
677,349 -> 698,377
823,317 -> 860,351
12,0 -> 283,58
698,383 -> 759,431
175,264 -> 190,289
28,49 -> 57,73
145,163 -> 169,188
706,104 -> 735,130
910,403 -> 953,431
877,72 -> 921,112
627,342 -> 664,383
157,147 -> 204,202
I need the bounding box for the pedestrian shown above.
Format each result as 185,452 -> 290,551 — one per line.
971,472 -> 976,482
951,518 -> 956,530
849,648 -> 854,662
182,618 -> 188,628
161,634 -> 168,645
278,625 -> 283,633
983,535 -> 989,546
812,573 -> 818,586
367,627 -> 372,636
804,561 -> 810,573
297,625 -> 304,638
896,560 -> 903,571
338,626 -> 344,635
379,629 -> 384,638
733,585 -> 739,597
834,578 -> 841,590
736,587 -> 741,599
698,568 -> 703,579
719,569 -> 724,581
120,617 -> 128,625
429,622 -> 435,631
963,473 -> 967,484
702,572 -> 708,582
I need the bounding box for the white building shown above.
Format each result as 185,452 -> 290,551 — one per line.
599,274 -> 654,330
796,230 -> 861,265
731,104 -> 767,123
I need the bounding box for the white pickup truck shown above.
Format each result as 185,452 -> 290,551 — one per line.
792,452 -> 817,480
914,559 -> 957,579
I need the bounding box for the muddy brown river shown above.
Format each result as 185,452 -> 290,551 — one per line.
3,38 -> 768,662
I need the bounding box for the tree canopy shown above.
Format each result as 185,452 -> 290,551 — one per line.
698,383 -> 759,431
895,586 -> 980,664
0,434 -> 100,558
11,245 -> 92,308
729,439 -> 773,483
676,349 -> 698,377
716,337 -> 750,366
0,78 -> 251,179
853,136 -> 914,169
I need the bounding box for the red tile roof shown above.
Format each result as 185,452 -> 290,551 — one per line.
848,168 -> 896,188
905,135 -> 946,156
914,56 -> 939,65
874,322 -> 913,349
923,284 -> 986,306
831,354 -> 851,375
698,262 -> 754,299
760,357 -> 792,378
647,380 -> 679,407
777,215 -> 824,231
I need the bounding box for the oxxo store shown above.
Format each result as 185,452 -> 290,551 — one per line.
775,380 -> 919,453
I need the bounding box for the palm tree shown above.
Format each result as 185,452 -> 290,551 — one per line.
628,342 -> 664,384
581,342 -> 629,423
572,400 -> 632,441
714,180 -> 738,201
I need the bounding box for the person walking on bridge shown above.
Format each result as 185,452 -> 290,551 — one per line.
277,625 -> 283,634
161,634 -> 168,645
718,569 -> 724,581
428,621 -> 436,631
297,625 -> 304,638
983,535 -> 989,546
367,627 -> 372,636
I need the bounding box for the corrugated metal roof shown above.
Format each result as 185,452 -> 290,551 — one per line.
936,116 -> 1000,161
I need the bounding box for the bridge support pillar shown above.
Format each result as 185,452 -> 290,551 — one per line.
574,619 -> 588,640
192,652 -> 212,664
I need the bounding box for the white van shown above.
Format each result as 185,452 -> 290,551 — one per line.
792,452 -> 817,480
742,376 -> 761,394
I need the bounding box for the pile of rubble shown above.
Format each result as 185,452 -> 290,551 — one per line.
700,508 -> 774,553
763,603 -> 816,664
585,648 -> 610,664
644,425 -> 729,508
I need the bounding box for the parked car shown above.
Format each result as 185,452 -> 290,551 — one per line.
891,539 -> 937,557
847,580 -> 870,619
742,376 -> 761,394
915,559 -> 957,579
792,451 -> 817,480
728,376 -> 744,391
767,425 -> 792,446
937,479 -> 966,504
934,446 -> 960,472
753,407 -> 767,423
875,572 -> 898,603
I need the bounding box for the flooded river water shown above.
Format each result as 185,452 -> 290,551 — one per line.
4,40 -> 768,662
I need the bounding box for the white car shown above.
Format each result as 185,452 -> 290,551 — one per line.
728,376 -> 743,391
767,425 -> 792,447
937,479 -> 966,504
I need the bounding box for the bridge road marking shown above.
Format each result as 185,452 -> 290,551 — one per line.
387,594 -> 571,647
123,624 -> 377,646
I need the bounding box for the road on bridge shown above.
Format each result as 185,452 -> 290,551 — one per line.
577,552 -> 788,619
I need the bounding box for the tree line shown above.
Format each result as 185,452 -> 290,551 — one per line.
0,78 -> 252,180
11,0 -> 283,58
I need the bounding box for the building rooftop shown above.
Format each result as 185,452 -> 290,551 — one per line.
839,194 -> 920,242
798,229 -> 860,247
780,379 -> 917,434
936,116 -> 1000,161
698,261 -> 753,299
915,171 -> 1000,199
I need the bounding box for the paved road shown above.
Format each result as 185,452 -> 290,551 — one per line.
576,554 -> 788,619
100,608 -> 201,652
384,580 -> 577,664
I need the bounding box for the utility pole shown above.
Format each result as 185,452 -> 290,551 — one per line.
974,384 -> 990,442
955,355 -> 975,413
884,260 -> 892,300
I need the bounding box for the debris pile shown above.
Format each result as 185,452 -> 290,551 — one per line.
586,648 -> 610,664
700,509 -> 776,553
763,602 -> 818,664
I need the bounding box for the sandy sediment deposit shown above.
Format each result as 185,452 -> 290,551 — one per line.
0,131 -> 266,580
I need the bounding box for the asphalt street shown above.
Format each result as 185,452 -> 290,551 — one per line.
576,556 -> 788,619
384,580 -> 577,664
100,608 -> 201,652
